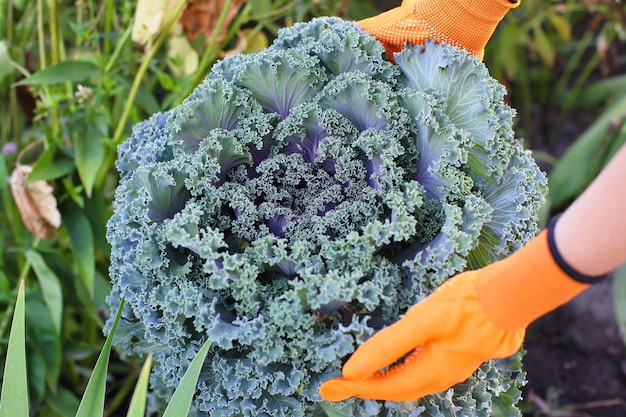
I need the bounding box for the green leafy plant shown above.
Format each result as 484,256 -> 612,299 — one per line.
485,0 -> 625,145
0,281 -> 28,417
613,265 -> 626,348
0,281 -> 211,417
106,17 -> 545,416
546,75 -> 626,211
1,1 -> 380,414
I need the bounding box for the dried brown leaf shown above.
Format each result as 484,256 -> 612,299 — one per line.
10,164 -> 61,239
180,0 -> 245,45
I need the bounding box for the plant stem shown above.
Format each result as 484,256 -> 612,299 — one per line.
103,0 -> 114,55
46,0 -> 60,65
0,301 -> 15,347
5,0 -> 13,43
9,83 -> 20,146
180,0 -> 234,101
549,31 -> 595,143
551,53 -> 601,145
111,0 -> 186,145
107,367 -> 141,415
37,0 -> 46,69
3,0 -> 21,146
103,23 -> 133,74
1,91 -> 10,145
76,0 -> 83,50
94,0 -> 187,190
0,155 -> 23,248
37,0 -> 62,141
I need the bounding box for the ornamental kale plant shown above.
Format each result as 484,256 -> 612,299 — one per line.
106,17 -> 546,417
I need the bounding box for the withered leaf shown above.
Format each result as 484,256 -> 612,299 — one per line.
10,164 -> 61,239
180,0 -> 246,45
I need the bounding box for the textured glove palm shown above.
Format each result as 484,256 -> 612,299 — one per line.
319,272 -> 524,401
356,0 -> 520,62
320,229 -> 591,402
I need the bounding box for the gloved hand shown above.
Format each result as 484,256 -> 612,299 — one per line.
320,221 -> 598,402
356,0 -> 520,62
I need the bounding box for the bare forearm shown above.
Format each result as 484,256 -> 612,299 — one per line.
554,144 -> 626,277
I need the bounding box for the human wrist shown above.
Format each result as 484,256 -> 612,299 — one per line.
548,215 -> 611,282
475,221 -> 598,332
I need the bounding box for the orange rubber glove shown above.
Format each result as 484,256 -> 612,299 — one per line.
356,0 -> 520,62
320,219 -> 603,402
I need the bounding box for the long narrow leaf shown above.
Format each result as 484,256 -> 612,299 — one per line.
578,74 -> 626,107
74,300 -> 124,417
0,280 -> 28,417
63,203 -> 95,297
547,94 -> 626,210
613,264 -> 626,346
25,249 -> 63,334
162,339 -> 211,417
13,60 -> 101,86
125,354 -> 153,417
25,296 -> 62,394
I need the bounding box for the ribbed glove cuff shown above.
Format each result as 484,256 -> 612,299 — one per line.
476,221 -> 605,332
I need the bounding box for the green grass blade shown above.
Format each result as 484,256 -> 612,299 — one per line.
612,264 -> 626,347
548,94 -> 626,210
25,249 -> 63,334
0,280 -> 28,417
74,300 -> 124,417
162,339 -> 211,417
125,354 -> 152,417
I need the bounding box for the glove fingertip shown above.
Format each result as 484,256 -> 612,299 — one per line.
319,378 -> 356,402
342,360 -> 372,382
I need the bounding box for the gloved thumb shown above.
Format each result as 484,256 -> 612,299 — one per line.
340,300 -> 436,381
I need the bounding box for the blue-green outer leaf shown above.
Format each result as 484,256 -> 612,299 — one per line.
318,403 -> 353,417
106,19 -> 542,417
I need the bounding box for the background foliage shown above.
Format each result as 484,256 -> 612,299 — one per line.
0,0 -> 624,416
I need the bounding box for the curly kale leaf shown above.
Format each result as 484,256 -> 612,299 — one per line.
106,17 -> 546,417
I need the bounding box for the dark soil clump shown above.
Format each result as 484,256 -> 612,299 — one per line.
523,278 -> 626,416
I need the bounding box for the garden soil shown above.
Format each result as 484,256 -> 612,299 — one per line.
523,278 -> 626,416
